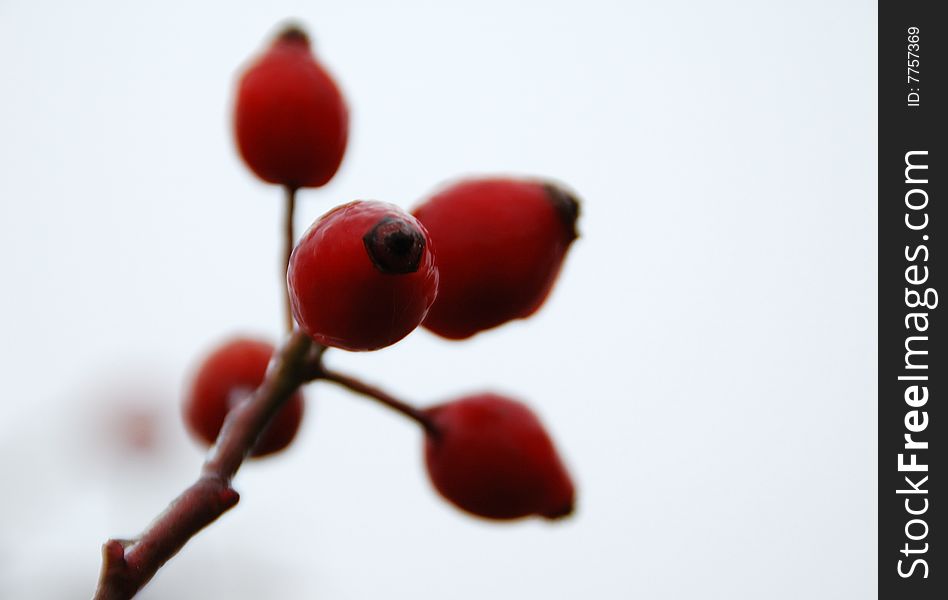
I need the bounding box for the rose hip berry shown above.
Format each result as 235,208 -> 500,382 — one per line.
234,25 -> 348,188
287,201 -> 439,351
184,337 -> 304,458
424,393 -> 575,520
412,177 -> 580,340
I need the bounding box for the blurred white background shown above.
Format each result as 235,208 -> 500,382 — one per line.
0,1 -> 876,598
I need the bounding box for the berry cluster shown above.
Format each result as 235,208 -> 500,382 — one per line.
191,22 -> 581,520
95,21 -> 582,600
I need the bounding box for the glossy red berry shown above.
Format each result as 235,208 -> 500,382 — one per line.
424,393 -> 575,520
412,177 -> 579,340
288,201 -> 439,351
234,25 -> 348,188
184,337 -> 304,458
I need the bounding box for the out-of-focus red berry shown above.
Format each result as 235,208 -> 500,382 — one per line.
288,201 -> 439,351
412,177 -> 579,340
234,25 -> 348,188
184,337 -> 304,458
424,393 -> 575,520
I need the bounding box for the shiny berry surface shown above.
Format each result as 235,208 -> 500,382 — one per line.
413,177 -> 579,339
424,393 -> 575,520
288,201 -> 439,351
184,337 -> 305,457
234,26 -> 348,188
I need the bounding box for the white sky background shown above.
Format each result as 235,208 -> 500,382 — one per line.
0,1 -> 876,598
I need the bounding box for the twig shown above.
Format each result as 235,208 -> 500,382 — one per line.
318,367 -> 437,435
92,331 -> 321,600
282,186 -> 298,334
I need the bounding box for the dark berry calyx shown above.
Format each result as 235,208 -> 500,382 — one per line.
542,182 -> 581,243
363,216 -> 427,274
276,24 -> 311,47
542,498 -> 576,520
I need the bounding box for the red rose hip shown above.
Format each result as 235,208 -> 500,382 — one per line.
412,177 -> 580,339
288,201 -> 439,351
424,393 -> 575,520
234,25 -> 348,188
184,337 -> 305,458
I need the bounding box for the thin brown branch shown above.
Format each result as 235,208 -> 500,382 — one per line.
93,331 -> 322,600
282,185 -> 298,334
318,367 -> 437,435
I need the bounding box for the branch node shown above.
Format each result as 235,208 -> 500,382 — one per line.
218,487 -> 241,509
102,539 -> 128,569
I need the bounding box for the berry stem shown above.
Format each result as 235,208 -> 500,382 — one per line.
93,331 -> 322,600
318,367 -> 437,434
282,185 -> 298,334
